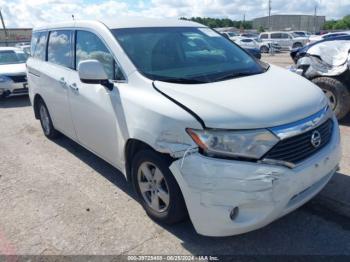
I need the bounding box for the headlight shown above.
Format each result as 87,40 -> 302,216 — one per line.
0,75 -> 12,83
186,128 -> 279,159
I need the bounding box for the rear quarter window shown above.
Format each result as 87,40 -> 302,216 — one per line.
30,32 -> 40,56
33,31 -> 48,61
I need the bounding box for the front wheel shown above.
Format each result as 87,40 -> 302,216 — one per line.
312,77 -> 350,120
131,149 -> 187,224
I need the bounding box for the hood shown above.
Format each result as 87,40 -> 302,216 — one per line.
0,63 -> 26,75
307,40 -> 350,66
154,65 -> 327,129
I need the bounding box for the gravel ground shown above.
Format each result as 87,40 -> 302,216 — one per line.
0,53 -> 349,256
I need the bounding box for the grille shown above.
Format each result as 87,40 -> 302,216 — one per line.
264,119 -> 333,164
7,75 -> 27,83
12,88 -> 28,94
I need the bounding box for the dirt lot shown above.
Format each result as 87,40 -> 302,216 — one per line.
0,53 -> 350,257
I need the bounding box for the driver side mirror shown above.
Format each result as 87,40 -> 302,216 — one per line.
78,60 -> 113,90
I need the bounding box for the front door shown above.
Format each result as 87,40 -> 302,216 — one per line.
68,30 -> 125,165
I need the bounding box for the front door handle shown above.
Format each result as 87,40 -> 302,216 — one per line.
69,83 -> 79,92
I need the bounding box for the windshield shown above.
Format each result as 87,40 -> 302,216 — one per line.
112,27 -> 265,83
0,51 -> 27,65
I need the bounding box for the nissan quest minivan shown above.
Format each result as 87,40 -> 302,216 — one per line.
27,19 -> 341,237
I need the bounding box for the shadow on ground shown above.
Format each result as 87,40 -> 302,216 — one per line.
2,94 -> 350,255
339,114 -> 350,127
51,134 -> 350,256
0,96 -> 31,108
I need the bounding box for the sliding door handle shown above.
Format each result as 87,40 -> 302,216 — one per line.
59,77 -> 67,87
69,83 -> 79,91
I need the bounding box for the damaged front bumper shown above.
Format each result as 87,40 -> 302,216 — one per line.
0,81 -> 28,97
169,121 -> 341,237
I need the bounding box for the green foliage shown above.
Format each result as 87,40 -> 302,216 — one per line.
181,17 -> 253,29
257,26 -> 265,33
323,15 -> 350,30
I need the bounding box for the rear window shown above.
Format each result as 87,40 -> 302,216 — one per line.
281,33 -> 290,39
271,33 -> 282,39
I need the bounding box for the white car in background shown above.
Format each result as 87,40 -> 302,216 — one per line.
234,37 -> 260,49
15,42 -> 31,48
235,37 -> 281,53
291,31 -> 312,38
27,19 -> 341,237
308,31 -> 350,45
260,31 -> 308,50
0,47 -> 29,98
221,31 -> 240,41
19,45 -> 31,56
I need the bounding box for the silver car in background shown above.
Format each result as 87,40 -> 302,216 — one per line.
0,47 -> 29,98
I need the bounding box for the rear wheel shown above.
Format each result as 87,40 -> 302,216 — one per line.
293,42 -> 303,49
38,100 -> 60,139
131,149 -> 187,224
260,46 -> 269,53
312,77 -> 350,120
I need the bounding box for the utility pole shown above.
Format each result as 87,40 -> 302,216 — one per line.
242,13 -> 246,32
313,3 -> 318,34
268,0 -> 272,31
0,8 -> 9,46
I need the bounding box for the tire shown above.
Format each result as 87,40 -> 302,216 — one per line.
312,77 -> 350,120
38,99 -> 60,139
260,46 -> 269,53
131,149 -> 187,224
293,42 -> 303,49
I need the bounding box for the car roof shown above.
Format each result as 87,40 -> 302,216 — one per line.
267,31 -> 291,34
0,47 -> 23,52
324,31 -> 350,35
34,18 -> 204,31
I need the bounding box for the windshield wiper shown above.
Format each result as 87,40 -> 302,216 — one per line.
214,71 -> 260,82
156,77 -> 208,84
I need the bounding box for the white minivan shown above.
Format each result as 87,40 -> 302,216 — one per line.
27,19 -> 341,237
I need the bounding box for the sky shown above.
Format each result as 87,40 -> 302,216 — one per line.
0,0 -> 350,28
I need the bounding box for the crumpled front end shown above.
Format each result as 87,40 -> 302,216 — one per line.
297,40 -> 350,78
169,118 -> 341,237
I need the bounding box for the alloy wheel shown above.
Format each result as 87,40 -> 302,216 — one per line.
137,162 -> 170,213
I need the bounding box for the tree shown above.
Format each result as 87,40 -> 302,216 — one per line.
323,15 -> 350,30
257,26 -> 265,33
333,20 -> 348,30
181,17 -> 252,29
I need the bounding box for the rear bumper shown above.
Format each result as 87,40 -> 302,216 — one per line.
169,119 -> 341,237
